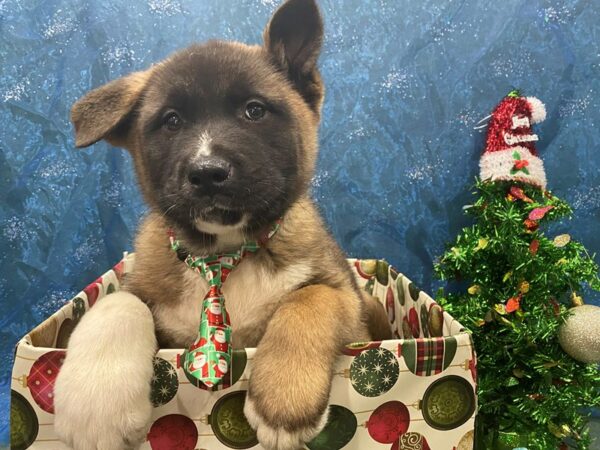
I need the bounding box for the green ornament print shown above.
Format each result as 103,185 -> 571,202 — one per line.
307,405 -> 357,450
428,304 -> 445,337
420,375 -> 476,430
359,259 -> 377,277
151,357 -> 179,407
210,390 -> 258,449
396,275 -> 405,305
10,390 -> 38,450
72,297 -> 86,321
408,282 -> 420,301
350,348 -> 399,397
375,260 -> 389,285
229,348 -> 248,386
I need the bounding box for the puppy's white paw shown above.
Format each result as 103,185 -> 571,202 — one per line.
244,395 -> 328,450
54,292 -> 157,450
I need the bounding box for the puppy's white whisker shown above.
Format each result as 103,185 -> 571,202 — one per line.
163,203 -> 178,217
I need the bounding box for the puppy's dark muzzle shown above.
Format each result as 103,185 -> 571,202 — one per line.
187,157 -> 233,194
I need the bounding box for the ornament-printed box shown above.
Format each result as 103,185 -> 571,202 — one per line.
11,254 -> 477,450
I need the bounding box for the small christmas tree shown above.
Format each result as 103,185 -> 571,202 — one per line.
435,92 -> 600,449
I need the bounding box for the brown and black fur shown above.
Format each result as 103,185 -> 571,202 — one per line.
68,0 -> 390,448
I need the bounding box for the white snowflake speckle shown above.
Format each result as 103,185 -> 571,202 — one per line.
148,0 -> 184,17
540,5 -> 573,25
2,80 -> 28,102
2,216 -> 37,242
378,68 -> 414,99
73,237 -> 101,266
39,160 -> 76,179
559,92 -> 593,118
491,51 -> 534,79
569,185 -> 600,212
311,170 -> 330,189
42,9 -> 76,39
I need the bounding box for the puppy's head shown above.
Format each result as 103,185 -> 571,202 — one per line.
72,0 -> 324,243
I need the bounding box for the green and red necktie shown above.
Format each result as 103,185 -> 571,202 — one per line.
168,221 -> 280,389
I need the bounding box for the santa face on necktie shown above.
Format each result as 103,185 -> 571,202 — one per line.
211,328 -> 229,353
205,299 -> 225,325
213,356 -> 229,378
188,352 -> 209,378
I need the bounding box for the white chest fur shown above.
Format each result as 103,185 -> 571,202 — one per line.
150,257 -> 313,347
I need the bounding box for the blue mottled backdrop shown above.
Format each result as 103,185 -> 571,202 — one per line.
1,0 -> 600,444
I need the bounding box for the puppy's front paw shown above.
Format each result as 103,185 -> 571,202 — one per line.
54,292 -> 157,450
244,345 -> 332,450
55,387 -> 151,450
244,394 -> 328,450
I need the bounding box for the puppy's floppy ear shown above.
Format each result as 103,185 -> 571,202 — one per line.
263,0 -> 324,111
71,70 -> 152,148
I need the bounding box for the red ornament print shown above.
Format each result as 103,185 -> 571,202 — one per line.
83,282 -> 100,307
27,350 -> 66,413
367,401 -> 410,443
147,414 -> 198,450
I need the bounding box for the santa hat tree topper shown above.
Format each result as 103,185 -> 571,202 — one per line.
479,90 -> 547,188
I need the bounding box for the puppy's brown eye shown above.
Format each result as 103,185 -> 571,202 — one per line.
163,112 -> 182,131
245,101 -> 266,121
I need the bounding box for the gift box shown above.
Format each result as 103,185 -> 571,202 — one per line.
11,254 -> 477,450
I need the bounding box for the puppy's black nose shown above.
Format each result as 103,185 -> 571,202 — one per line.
187,158 -> 232,189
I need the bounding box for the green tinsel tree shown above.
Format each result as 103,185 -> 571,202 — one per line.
436,186 -> 600,446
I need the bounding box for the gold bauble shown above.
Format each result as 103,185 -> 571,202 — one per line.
558,305 -> 600,364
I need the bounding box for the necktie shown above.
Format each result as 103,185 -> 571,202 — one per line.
168,221 -> 280,389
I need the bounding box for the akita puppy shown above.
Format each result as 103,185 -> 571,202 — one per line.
54,0 -> 390,449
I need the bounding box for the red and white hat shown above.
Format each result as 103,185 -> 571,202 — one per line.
480,92 -> 547,188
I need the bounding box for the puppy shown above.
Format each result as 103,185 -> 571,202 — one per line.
54,0 -> 391,449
